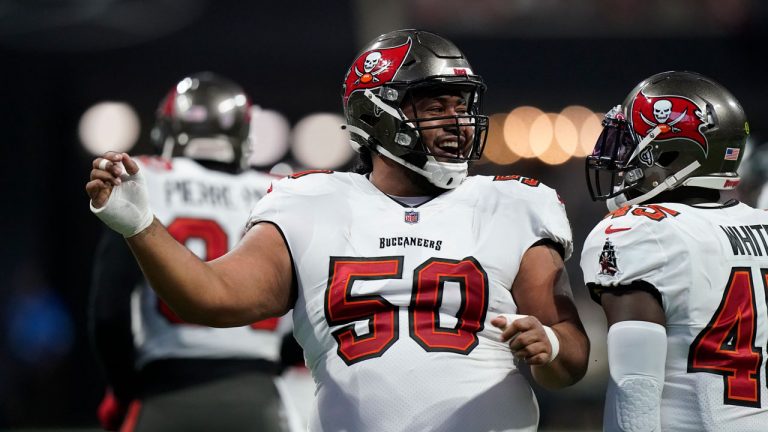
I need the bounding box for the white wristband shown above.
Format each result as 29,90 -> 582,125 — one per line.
543,325 -> 560,363
497,313 -> 560,363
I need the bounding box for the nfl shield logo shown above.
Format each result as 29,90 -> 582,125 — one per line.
404,210 -> 419,224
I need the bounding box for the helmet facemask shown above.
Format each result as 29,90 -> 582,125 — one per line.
399,82 -> 488,161
586,109 -> 644,203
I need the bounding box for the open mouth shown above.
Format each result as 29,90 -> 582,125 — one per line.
433,136 -> 468,159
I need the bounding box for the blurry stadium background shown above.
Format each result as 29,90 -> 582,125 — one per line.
1,0 -> 766,430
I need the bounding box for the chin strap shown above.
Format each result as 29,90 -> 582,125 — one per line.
607,161 -> 701,211
346,89 -> 469,189
627,125 -> 666,162
375,145 -> 467,189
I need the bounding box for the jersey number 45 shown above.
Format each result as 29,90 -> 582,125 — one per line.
689,267 -> 768,408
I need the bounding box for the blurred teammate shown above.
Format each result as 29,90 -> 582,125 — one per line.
87,30 -> 590,431
582,71 -> 768,431
88,72 -> 290,431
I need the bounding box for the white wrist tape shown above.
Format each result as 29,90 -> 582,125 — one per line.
90,163 -> 153,237
543,325 -> 560,363
497,313 -> 560,363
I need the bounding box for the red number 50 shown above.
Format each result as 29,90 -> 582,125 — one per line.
325,256 -> 489,365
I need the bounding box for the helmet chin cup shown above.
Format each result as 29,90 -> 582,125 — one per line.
422,158 -> 468,189
376,145 -> 468,189
606,194 -> 628,212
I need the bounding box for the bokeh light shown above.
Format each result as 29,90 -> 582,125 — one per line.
554,110 -> 579,155
504,106 -> 544,158
248,107 -> 290,167
291,113 -> 354,170
529,113 -> 555,157
579,112 -> 604,157
480,113 -> 520,165
78,102 -> 140,155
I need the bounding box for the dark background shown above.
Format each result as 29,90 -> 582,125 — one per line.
0,0 -> 766,429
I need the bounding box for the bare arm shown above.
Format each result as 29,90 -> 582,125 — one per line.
87,152 -> 294,327
493,244 -> 590,389
125,219 -> 293,327
601,289 -> 666,327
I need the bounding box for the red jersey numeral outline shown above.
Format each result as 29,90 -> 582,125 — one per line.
688,267 -> 765,407
290,169 -> 333,179
325,256 -> 489,365
606,204 -> 680,221
410,257 -> 488,353
493,174 -> 539,187
158,217 -> 279,331
324,257 -> 403,365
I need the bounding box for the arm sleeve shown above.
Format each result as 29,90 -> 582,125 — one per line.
88,228 -> 143,401
604,320 -> 667,432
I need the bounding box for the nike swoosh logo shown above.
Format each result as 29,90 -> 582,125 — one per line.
605,225 -> 631,234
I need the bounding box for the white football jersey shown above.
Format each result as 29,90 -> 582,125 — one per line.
133,156 -> 284,368
581,201 -> 768,431
247,171 -> 573,432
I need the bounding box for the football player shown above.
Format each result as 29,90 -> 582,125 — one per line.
582,71 -> 768,431
87,30 -> 590,432
88,72 -> 291,431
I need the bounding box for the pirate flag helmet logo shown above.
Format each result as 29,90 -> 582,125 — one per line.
630,91 -> 708,155
342,40 -> 411,105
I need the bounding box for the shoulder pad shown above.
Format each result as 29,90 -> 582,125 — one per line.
267,170 -> 347,197
603,204 -> 682,223
492,174 -> 541,187
479,174 -> 560,204
289,169 -> 334,179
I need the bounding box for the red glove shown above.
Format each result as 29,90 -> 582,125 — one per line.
97,388 -> 129,431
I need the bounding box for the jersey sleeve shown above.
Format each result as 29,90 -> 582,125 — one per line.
535,188 -> 574,261
246,177 -> 291,231
580,215 -> 670,305
245,173 -> 331,252
489,176 -> 574,260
